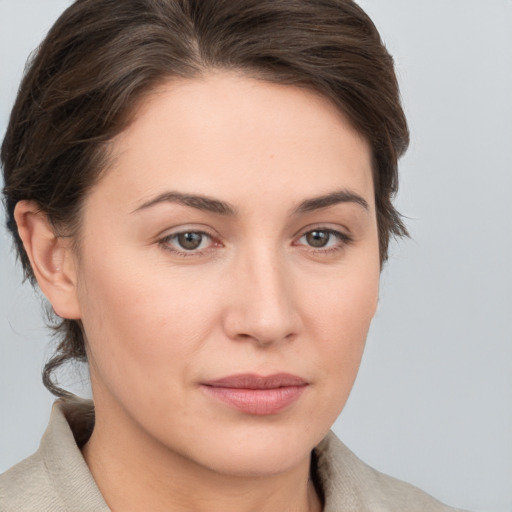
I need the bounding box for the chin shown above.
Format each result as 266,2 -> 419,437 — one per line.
175,421 -> 328,478
204,445 -> 311,478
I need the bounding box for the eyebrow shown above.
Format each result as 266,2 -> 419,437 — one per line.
132,191 -> 237,215
294,190 -> 369,214
132,188 -> 369,216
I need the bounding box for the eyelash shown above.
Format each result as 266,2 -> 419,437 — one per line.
295,228 -> 353,255
158,227 -> 353,258
158,230 -> 219,258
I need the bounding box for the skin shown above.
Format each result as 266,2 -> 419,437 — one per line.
16,72 -> 380,512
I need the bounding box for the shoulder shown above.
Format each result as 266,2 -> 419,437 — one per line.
0,399 -> 108,512
0,451 -> 66,512
315,432 -> 468,512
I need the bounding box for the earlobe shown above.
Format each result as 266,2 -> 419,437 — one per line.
14,200 -> 82,320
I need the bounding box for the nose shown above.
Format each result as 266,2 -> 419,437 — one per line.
222,246 -> 301,346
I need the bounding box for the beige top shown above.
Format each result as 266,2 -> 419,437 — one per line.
0,399 -> 466,512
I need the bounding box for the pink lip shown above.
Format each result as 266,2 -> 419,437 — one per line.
201,373 -> 308,416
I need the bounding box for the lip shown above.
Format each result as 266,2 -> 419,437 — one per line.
201,373 -> 308,416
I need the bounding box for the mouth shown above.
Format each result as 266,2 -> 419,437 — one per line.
200,373 -> 308,416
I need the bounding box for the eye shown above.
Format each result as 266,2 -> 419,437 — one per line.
296,228 -> 351,250
304,230 -> 332,248
161,231 -> 214,253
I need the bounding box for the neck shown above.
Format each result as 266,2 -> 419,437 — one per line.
81,399 -> 322,512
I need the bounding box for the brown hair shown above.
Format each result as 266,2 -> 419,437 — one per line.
2,0 -> 409,398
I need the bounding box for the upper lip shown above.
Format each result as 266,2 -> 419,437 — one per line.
202,373 -> 308,389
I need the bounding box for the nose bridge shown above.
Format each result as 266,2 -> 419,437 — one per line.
226,240 -> 299,345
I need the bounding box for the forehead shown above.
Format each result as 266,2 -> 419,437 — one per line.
94,71 -> 374,213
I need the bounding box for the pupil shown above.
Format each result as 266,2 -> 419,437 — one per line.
178,232 -> 202,250
307,231 -> 329,247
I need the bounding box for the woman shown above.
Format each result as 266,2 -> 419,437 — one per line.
0,0 -> 469,510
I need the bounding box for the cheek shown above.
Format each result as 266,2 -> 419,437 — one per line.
303,261 -> 379,411
76,252 -> 221,400
303,245 -> 379,339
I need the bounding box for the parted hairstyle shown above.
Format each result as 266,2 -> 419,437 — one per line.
1,0 -> 409,398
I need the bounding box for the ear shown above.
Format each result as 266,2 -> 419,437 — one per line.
14,200 -> 82,320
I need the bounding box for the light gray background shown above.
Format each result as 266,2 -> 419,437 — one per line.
1,1 -> 511,511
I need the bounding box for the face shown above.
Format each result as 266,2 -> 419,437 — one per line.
72,72 -> 379,477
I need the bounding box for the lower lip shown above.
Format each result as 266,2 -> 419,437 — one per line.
201,385 -> 307,415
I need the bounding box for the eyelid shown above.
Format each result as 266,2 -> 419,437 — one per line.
293,222 -> 352,240
156,223 -> 353,257
157,226 -> 222,257
293,225 -> 353,251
